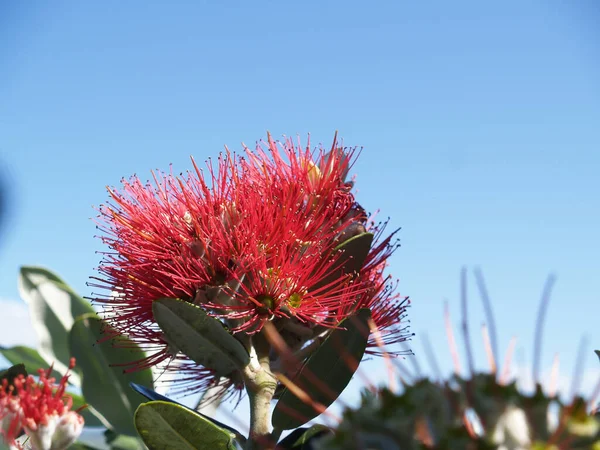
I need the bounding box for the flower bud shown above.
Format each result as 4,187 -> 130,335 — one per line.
24,410 -> 85,450
304,159 -> 322,189
24,418 -> 57,450
50,411 -> 84,450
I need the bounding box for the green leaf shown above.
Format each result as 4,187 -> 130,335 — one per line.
152,298 -> 250,376
0,363 -> 27,388
134,401 -> 238,450
104,429 -> 145,450
68,392 -> 109,429
595,350 -> 600,363
276,424 -> 333,449
272,309 -> 371,430
129,382 -> 245,441
0,345 -> 62,380
109,435 -> 144,450
310,233 -> 374,292
69,314 -> 154,436
18,266 -> 95,382
68,443 -> 103,450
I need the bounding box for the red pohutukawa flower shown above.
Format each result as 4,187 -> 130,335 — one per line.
0,359 -> 84,450
90,133 -> 410,392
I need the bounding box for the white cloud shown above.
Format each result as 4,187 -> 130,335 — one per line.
0,297 -> 36,348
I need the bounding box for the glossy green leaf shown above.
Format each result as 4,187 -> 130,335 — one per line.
104,429 -> 145,450
110,435 -> 144,450
272,309 -> 371,430
152,298 -> 249,376
69,392 -> 109,429
0,345 -> 62,380
134,401 -> 238,450
18,266 -> 95,382
130,382 -> 245,441
70,314 -> 153,436
276,424 -> 333,449
310,233 -> 373,291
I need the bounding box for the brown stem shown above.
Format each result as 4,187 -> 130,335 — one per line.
243,331 -> 278,450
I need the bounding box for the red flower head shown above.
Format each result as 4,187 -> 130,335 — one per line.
90,133 -> 410,392
0,359 -> 84,450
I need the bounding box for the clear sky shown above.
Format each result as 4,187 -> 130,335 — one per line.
1,0 -> 599,433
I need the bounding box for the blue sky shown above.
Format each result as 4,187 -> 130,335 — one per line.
1,0 -> 599,431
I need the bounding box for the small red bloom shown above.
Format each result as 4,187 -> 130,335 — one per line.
0,359 -> 84,450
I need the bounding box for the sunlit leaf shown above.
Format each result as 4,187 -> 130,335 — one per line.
134,401 -> 238,450
19,266 -> 95,383
70,314 -> 153,436
129,382 -> 244,441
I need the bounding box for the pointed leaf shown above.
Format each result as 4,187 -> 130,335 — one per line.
70,314 -> 153,436
272,309 -> 371,430
0,345 -> 62,380
134,401 -> 237,450
595,350 -> 600,363
68,392 -> 109,428
276,424 -> 333,449
152,298 -> 250,376
129,382 -> 245,440
18,266 -> 94,382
